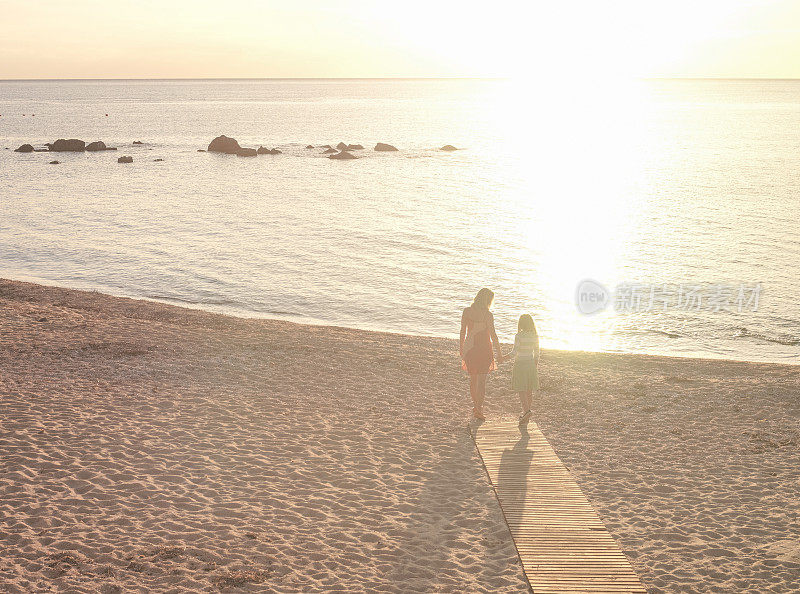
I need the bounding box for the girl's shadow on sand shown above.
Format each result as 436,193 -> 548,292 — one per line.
495,425 -> 536,535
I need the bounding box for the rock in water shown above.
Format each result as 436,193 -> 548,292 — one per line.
306,144 -> 315,149
329,150 -> 357,160
133,141 -> 144,145
117,156 -> 133,163
50,139 -> 86,152
49,160 -> 60,164
268,148 -> 282,154
154,158 -> 164,162
207,135 -> 241,154
440,145 -> 458,151
14,144 -> 34,153
236,147 -> 258,157
320,144 -> 332,149
336,142 -> 348,151
346,144 -> 364,150
374,143 -> 398,152
257,146 -> 270,154
322,148 -> 337,154
86,141 -> 113,151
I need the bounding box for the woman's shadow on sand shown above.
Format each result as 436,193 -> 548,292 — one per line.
384,422 -> 535,591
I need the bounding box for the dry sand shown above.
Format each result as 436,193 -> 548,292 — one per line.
0,278 -> 798,593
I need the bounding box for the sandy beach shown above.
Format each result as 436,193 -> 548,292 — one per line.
1,278 -> 798,593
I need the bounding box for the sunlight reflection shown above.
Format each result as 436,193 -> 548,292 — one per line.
489,79 -> 659,351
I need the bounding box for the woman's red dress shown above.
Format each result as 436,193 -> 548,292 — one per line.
461,310 -> 497,374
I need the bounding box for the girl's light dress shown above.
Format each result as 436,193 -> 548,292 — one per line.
510,331 -> 539,391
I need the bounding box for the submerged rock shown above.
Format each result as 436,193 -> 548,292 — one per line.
117,155 -> 133,163
14,144 -> 34,153
440,145 -> 458,151
207,135 -> 241,154
346,144 -> 364,150
50,139 -> 86,152
374,143 -> 398,152
329,150 -> 357,160
322,148 -> 337,154
133,141 -> 144,145
49,160 -> 60,164
236,147 -> 258,157
306,144 -> 315,149
154,158 -> 164,162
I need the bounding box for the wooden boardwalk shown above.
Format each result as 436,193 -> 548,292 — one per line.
472,419 -> 647,593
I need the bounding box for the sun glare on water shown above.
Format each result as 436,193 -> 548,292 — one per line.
481,75 -> 661,351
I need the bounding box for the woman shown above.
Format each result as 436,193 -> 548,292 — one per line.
460,288 -> 503,420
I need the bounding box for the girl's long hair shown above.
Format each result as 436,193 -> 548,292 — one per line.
472,288 -> 495,310
518,314 -> 537,334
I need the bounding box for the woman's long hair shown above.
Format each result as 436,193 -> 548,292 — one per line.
472,288 -> 495,310
518,314 -> 537,334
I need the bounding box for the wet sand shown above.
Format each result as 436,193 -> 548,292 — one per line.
1,278 -> 798,592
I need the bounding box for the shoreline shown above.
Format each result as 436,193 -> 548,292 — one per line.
1,278 -> 799,592
3,274 -> 796,369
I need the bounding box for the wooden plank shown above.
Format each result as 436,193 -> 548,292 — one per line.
472,418 -> 647,593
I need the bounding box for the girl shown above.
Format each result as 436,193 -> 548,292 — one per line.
460,288 -> 504,421
505,314 -> 540,424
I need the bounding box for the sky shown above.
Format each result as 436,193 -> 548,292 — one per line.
2,0 -> 800,79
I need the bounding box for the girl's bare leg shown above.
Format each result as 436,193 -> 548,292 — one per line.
524,390 -> 533,412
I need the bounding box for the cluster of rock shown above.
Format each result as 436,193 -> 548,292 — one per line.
14,138 -> 120,153
206,135 -> 283,157
205,136 -> 457,161
14,136 -> 460,160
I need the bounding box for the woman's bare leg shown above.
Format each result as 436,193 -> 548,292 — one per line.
475,374 -> 487,417
469,374 -> 480,417
524,390 -> 533,412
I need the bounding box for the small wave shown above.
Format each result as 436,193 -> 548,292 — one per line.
146,294 -> 237,307
650,329 -> 683,339
735,327 -> 799,346
251,306 -> 303,317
